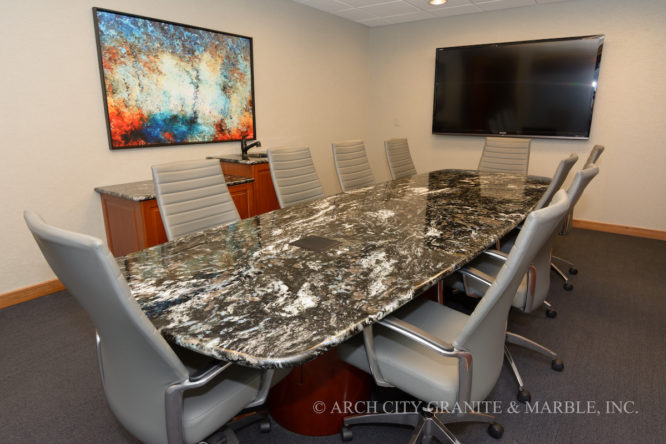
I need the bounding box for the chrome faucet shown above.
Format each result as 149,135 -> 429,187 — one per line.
241,135 -> 261,160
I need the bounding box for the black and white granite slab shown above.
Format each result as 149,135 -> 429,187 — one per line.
95,175 -> 254,202
118,169 -> 549,368
207,154 -> 268,165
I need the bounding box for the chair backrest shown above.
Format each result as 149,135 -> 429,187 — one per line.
453,190 -> 570,400
522,164 -> 599,312
384,138 -> 417,180
24,211 -> 188,443
478,137 -> 531,175
332,139 -> 376,192
584,144 -> 605,168
566,164 -> 600,210
534,153 -> 578,209
152,159 -> 240,241
267,146 -> 325,208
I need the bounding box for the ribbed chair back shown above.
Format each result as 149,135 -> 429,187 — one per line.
384,138 -> 417,180
267,146 -> 325,208
478,137 -> 531,174
332,139 -> 376,192
152,159 -> 240,241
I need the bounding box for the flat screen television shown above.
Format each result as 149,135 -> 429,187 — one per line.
432,35 -> 604,140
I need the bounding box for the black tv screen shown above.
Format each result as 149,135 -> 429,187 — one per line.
432,35 -> 604,139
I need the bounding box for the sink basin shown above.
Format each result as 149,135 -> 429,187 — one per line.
247,153 -> 268,158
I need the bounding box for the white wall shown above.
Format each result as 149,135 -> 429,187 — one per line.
365,0 -> 666,231
0,0 -> 368,293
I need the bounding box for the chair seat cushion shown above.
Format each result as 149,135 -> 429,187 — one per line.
177,345 -> 289,443
338,298 -> 470,404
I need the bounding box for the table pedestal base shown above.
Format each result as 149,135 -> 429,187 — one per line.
268,349 -> 371,436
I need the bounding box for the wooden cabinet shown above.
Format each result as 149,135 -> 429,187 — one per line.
99,180 -> 253,257
100,194 -> 167,257
218,161 -> 280,215
228,181 -> 255,219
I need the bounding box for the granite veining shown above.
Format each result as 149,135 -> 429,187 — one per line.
118,169 -> 549,368
95,175 -> 253,201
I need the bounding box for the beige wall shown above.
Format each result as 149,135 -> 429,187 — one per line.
0,0 -> 368,293
2,0 -> 665,295
365,0 -> 666,231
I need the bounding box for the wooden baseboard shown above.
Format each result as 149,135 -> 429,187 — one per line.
0,279 -> 65,310
572,219 -> 666,241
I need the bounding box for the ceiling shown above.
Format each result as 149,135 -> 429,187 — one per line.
291,0 -> 572,27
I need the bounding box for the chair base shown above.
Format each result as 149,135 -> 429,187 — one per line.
204,411 -> 271,444
505,333 -> 563,403
342,408 -> 501,443
543,300 -> 557,318
551,256 -> 576,291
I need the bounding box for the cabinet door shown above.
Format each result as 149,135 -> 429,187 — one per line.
229,182 -> 254,219
253,163 -> 280,214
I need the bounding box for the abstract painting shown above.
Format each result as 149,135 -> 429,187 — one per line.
93,8 -> 255,149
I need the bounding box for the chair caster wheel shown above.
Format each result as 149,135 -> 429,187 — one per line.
517,389 -> 531,403
259,419 -> 271,433
546,308 -> 558,318
551,359 -> 564,372
563,283 -> 573,291
488,422 -> 504,439
341,426 -> 353,441
569,267 -> 578,275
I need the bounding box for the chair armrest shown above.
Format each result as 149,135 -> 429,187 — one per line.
458,266 -> 495,289
373,315 -> 473,403
378,316 -> 455,354
481,249 -> 508,262
362,325 -> 394,388
456,250 -> 504,293
246,369 -> 275,408
189,361 -> 232,384
165,361 -> 233,444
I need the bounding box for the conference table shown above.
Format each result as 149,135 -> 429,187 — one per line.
118,169 -> 549,370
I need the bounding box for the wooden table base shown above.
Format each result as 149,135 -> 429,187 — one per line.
268,349 -> 371,436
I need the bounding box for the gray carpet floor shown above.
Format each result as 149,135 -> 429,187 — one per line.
1,228 -> 664,443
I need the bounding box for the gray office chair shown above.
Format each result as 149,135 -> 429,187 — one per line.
457,166 -> 600,402
384,138 -> 417,180
267,146 -> 325,208
152,159 -> 240,241
533,153 -> 579,210
332,139 -> 376,192
499,153 -> 579,305
478,137 -> 531,175
24,211 -> 285,444
584,144 -> 605,169
337,191 -> 571,443
552,145 -> 605,287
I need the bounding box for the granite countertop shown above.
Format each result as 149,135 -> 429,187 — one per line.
118,169 -> 549,368
207,154 -> 268,165
95,175 -> 254,201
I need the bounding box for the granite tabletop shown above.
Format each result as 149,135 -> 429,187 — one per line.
207,153 -> 268,165
118,169 -> 549,368
95,175 -> 254,201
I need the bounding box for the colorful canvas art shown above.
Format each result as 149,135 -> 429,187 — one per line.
93,8 -> 255,149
